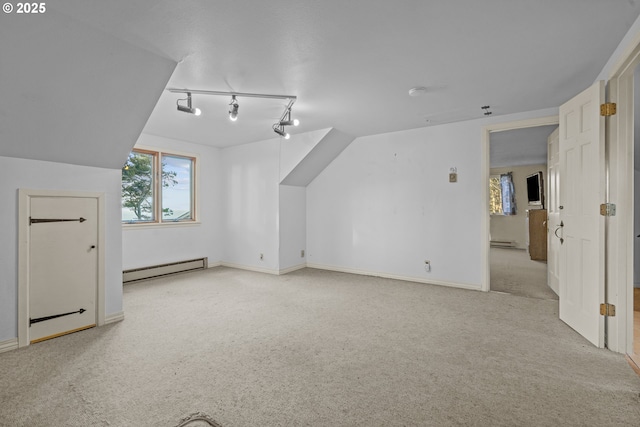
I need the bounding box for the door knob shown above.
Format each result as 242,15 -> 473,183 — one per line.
554,221 -> 564,244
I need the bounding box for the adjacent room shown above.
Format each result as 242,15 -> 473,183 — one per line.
2,1 -> 640,425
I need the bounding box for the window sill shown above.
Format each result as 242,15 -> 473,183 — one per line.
122,221 -> 201,230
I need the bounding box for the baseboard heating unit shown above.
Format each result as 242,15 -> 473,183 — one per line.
123,258 -> 208,284
490,240 -> 516,248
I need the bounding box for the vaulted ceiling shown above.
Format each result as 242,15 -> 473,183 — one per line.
2,1 -> 640,167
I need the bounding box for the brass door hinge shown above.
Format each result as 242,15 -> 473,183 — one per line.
600,103 -> 617,117
600,203 -> 616,216
600,303 -> 616,317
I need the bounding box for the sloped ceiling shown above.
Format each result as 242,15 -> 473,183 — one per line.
490,125 -> 558,168
281,128 -> 355,186
0,8 -> 176,169
2,1 -> 640,159
44,0 -> 640,149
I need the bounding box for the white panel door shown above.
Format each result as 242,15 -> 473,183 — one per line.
547,127 -> 560,296
29,196 -> 98,343
558,81 -> 605,347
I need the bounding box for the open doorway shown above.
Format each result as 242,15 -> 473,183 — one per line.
488,125 -> 559,300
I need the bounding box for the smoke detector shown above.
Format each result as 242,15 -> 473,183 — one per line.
408,87 -> 428,97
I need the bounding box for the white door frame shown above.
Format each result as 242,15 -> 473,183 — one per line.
606,34 -> 640,354
481,116 -> 559,292
17,189 -> 106,348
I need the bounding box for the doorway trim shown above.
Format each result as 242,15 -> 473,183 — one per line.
481,116 -> 559,292
17,189 -> 106,348
606,33 -> 640,354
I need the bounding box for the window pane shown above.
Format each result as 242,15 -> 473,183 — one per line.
122,151 -> 155,222
162,155 -> 193,221
489,176 -> 503,215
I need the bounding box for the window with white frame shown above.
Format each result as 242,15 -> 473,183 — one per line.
122,149 -> 196,223
489,173 -> 516,216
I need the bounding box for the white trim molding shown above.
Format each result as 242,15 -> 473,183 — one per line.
220,262 -> 280,275
220,262 -> 306,276
0,338 -> 18,354
105,311 -> 125,325
306,263 -> 481,291
279,264 -> 306,275
480,116 -> 559,292
605,37 -> 640,354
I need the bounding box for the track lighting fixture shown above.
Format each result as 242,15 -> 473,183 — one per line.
176,92 -> 201,116
229,96 -> 239,121
278,108 -> 300,127
273,125 -> 290,139
167,88 -> 297,136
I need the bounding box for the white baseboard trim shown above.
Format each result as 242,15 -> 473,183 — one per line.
306,263 -> 482,291
279,263 -> 307,275
208,261 -> 222,268
0,338 -> 18,353
105,311 -> 125,324
220,262 -> 280,275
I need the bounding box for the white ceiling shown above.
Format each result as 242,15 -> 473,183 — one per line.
490,125 -> 558,168
43,1 -> 640,148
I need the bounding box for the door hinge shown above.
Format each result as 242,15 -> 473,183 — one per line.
600,102 -> 617,117
600,303 -> 616,317
599,203 -> 616,216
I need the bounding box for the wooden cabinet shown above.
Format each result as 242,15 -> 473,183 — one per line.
528,209 -> 547,261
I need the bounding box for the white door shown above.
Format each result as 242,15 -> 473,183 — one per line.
558,81 -> 606,347
29,196 -> 98,343
547,127 -> 560,296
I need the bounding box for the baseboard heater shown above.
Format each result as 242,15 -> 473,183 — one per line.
490,240 -> 516,248
123,258 -> 208,284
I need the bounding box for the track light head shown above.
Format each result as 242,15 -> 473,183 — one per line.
176,92 -> 201,116
279,118 -> 300,127
273,126 -> 290,139
229,96 -> 239,121
177,105 -> 201,115
279,109 -> 299,127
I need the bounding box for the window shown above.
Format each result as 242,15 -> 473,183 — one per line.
489,173 -> 516,215
122,149 -> 196,224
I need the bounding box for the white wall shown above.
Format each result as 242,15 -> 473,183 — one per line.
122,134 -> 222,270
635,170 -> 640,287
307,109 -> 557,290
279,185 -> 307,271
221,138 -> 281,272
0,156 -> 122,342
490,164 -> 547,250
307,122 -> 483,287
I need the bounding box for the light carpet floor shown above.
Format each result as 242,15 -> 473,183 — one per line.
490,247 -> 558,300
1,267 -> 639,426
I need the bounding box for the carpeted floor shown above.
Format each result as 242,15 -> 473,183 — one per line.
0,267 -> 638,426
490,247 -> 558,300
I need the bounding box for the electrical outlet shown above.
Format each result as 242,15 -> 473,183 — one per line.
424,260 -> 431,272
260,253 -> 264,261
301,249 -> 305,258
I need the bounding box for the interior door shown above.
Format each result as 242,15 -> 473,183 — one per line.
29,196 -> 98,343
558,81 -> 606,347
547,128 -> 560,296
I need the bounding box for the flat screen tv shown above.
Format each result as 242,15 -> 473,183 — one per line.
526,171 -> 544,207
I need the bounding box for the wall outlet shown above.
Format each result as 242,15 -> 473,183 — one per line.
424,260 -> 431,272
260,253 -> 264,261
301,249 -> 305,258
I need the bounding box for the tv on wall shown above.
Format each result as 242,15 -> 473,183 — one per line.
526,171 -> 544,207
